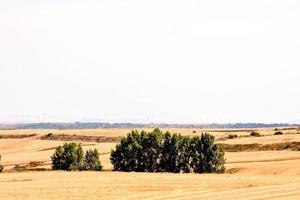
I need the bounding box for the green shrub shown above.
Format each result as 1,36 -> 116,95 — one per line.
110,129 -> 225,174
190,133 -> 225,173
274,131 -> 283,135
160,132 -> 191,173
51,142 -> 103,171
110,128 -> 164,172
0,156 -> 4,172
51,143 -> 84,171
82,149 -> 102,171
228,134 -> 238,139
250,132 -> 260,137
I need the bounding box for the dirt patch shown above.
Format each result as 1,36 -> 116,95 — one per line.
226,168 -> 243,174
40,133 -> 121,143
219,142 -> 300,152
0,134 -> 37,139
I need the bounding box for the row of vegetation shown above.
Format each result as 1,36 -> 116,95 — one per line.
110,128 -> 225,173
1,129 -> 225,174
227,130 -> 285,139
0,128 -> 291,173
220,142 -> 300,152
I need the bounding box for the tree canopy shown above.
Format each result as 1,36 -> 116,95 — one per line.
111,129 -> 225,173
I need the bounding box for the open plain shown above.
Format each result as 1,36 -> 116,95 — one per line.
1,127 -> 300,199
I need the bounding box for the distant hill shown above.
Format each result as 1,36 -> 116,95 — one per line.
0,122 -> 298,130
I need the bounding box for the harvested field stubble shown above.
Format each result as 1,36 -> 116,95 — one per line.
1,127 -> 300,199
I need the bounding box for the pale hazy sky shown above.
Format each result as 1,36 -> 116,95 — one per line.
0,0 -> 300,123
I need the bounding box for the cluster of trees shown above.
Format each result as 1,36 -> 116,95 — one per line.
51,143 -> 102,171
110,128 -> 225,173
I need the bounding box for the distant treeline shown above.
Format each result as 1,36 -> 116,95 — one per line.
0,122 -> 297,130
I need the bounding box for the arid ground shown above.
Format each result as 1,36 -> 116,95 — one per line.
1,127 -> 300,199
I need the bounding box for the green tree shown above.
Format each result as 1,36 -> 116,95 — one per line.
110,129 -> 163,172
177,136 -> 192,173
159,131 -> 174,172
160,133 -> 191,173
190,133 -> 225,173
51,143 -> 84,171
141,128 -> 163,172
83,149 -> 102,171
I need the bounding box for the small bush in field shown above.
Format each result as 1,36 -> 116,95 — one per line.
228,134 -> 238,139
274,131 -> 283,135
0,156 -> 4,172
250,132 -> 261,137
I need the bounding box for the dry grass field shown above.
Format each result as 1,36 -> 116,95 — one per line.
1,127 -> 300,199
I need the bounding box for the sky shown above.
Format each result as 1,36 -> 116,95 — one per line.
0,0 -> 300,124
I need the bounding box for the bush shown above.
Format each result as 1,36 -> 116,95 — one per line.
190,134 -> 225,173
0,155 -> 4,172
51,142 -> 102,171
250,132 -> 261,137
110,128 -> 163,172
51,143 -> 84,171
274,131 -> 283,135
110,129 -> 225,173
228,134 -> 238,139
160,132 -> 191,173
82,149 -> 102,171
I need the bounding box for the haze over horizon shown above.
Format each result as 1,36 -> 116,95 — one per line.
1,0 -> 300,124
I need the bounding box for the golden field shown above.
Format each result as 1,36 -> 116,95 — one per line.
0,127 -> 300,199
